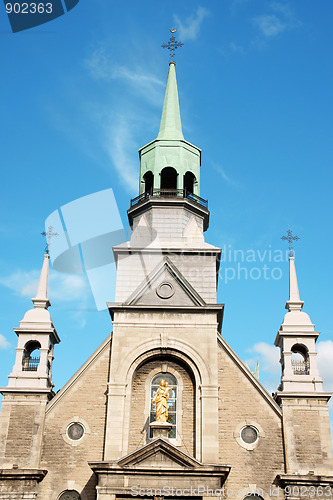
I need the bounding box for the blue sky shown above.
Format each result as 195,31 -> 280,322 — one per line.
0,0 -> 332,425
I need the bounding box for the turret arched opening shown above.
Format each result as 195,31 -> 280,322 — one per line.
291,343 -> 309,375
22,340 -> 41,372
143,171 -> 154,195
160,167 -> 177,190
184,171 -> 196,196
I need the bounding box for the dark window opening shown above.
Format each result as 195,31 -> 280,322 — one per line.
291,343 -> 310,375
143,171 -> 153,195
22,341 -> 41,372
160,167 -> 177,190
184,171 -> 195,195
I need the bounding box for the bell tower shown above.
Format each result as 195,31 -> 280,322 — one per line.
275,254 -> 323,393
0,253 -> 60,469
275,252 -> 333,476
103,56 -> 223,466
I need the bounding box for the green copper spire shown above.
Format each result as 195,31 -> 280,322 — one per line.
157,62 -> 184,141
138,61 -> 201,198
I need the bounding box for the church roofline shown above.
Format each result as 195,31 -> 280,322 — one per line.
138,137 -> 201,156
217,335 -> 283,417
89,436 -> 231,476
45,333 -> 112,413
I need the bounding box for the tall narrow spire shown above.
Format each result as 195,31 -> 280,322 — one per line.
32,253 -> 51,310
286,255 -> 304,312
157,62 -> 184,141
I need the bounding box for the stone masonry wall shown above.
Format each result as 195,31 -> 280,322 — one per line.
37,339 -> 111,500
0,393 -> 50,469
281,398 -> 333,475
218,344 -> 285,498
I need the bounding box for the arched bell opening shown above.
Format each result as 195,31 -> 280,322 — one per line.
160,166 -> 177,191
143,171 -> 154,196
184,171 -> 196,196
291,343 -> 310,375
22,340 -> 41,372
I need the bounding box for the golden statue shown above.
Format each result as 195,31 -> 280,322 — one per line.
151,379 -> 171,422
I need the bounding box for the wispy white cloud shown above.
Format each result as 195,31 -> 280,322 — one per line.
84,47 -> 164,107
253,14 -> 286,38
229,42 -> 245,54
317,340 -> 333,391
270,1 -> 294,18
83,46 -> 165,191
0,269 -> 89,304
173,7 -> 209,42
104,114 -> 139,193
246,339 -> 333,393
253,2 -> 301,39
248,342 -> 281,374
0,334 -> 10,349
211,163 -> 240,188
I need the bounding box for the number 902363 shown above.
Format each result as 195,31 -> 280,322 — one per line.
6,2 -> 53,14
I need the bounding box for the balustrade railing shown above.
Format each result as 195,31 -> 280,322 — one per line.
130,188 -> 208,209
22,356 -> 40,372
291,359 -> 310,375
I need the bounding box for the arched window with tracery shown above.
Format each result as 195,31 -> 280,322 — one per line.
150,373 -> 177,439
22,341 -> 41,372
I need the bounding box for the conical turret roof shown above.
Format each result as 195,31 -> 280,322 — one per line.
157,62 -> 184,141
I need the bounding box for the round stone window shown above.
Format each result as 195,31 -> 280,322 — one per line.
66,422 -> 85,441
240,425 -> 259,444
59,491 -> 81,500
156,282 -> 175,299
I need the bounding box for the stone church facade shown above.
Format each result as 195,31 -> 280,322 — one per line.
0,61 -> 332,500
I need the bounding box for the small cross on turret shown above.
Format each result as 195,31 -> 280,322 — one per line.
161,29 -> 184,62
281,228 -> 299,257
41,225 -> 58,255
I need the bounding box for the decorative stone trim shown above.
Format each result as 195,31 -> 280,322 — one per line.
233,421 -> 265,451
60,416 -> 91,447
156,282 -> 175,299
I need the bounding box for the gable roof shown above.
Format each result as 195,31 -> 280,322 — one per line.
118,438 -> 201,468
217,335 -> 282,417
45,333 -> 112,414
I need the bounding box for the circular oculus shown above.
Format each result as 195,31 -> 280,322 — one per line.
66,422 -> 85,441
240,425 -> 259,444
156,282 -> 175,299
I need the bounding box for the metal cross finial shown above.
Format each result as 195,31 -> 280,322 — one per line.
41,226 -> 59,255
161,29 -> 184,62
281,228 -> 300,257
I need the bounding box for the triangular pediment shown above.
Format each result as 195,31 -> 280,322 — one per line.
125,256 -> 206,307
118,438 -> 200,468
